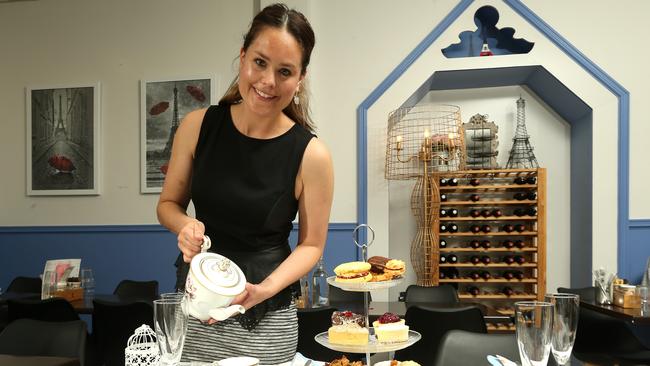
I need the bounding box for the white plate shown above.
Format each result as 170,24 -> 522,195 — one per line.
218,357 -> 260,366
314,329 -> 421,353
326,276 -> 404,292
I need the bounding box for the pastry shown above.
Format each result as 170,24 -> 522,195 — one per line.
372,312 -> 409,343
326,355 -> 363,366
367,256 -> 406,278
370,271 -> 393,282
332,310 -> 365,327
333,261 -> 372,283
328,324 -> 369,345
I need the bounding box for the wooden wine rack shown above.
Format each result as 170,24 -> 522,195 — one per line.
433,168 -> 546,333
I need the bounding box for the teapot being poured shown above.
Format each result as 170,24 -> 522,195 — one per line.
185,236 -> 246,322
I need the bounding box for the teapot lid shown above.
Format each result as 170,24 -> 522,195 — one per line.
190,253 -> 246,296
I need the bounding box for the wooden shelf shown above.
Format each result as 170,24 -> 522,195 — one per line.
439,278 -> 537,283
459,293 -> 537,299
487,323 -> 515,332
437,168 -> 539,175
440,231 -> 538,236
440,184 -> 537,190
441,200 -> 537,205
440,263 -> 537,268
440,216 -> 538,221
440,248 -> 537,252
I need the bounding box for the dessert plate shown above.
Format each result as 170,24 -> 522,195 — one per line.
314,329 -> 421,353
326,276 -> 403,292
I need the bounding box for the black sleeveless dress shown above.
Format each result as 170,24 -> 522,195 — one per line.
175,103 -> 314,330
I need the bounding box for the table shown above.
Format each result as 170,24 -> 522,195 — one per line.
0,293 -> 152,315
0,354 -> 80,366
580,299 -> 650,325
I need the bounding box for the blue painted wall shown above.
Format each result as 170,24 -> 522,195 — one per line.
0,224 -> 358,294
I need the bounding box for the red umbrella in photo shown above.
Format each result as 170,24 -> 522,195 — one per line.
186,85 -> 206,102
48,154 -> 76,173
160,162 -> 169,175
149,101 -> 169,116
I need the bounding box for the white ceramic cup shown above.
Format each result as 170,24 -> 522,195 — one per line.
184,237 -> 246,322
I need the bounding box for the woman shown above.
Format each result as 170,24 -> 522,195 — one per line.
156,3 -> 333,364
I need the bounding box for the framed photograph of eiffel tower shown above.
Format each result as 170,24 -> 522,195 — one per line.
26,83 -> 101,196
140,76 -> 216,193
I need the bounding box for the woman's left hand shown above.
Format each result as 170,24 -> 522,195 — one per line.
206,282 -> 272,325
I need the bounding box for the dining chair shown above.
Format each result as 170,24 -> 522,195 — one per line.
6,276 -> 42,293
394,305 -> 487,365
296,306 -> 342,361
404,284 -> 459,304
558,286 -> 650,364
0,318 -> 86,364
91,299 -> 154,366
557,286 -> 597,302
7,297 -> 80,323
433,330 -> 518,366
328,284 -> 371,303
113,279 -> 159,302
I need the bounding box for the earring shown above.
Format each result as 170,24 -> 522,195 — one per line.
293,93 -> 300,105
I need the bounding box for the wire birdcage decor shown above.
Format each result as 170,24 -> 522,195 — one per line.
124,324 -> 160,366
385,104 -> 466,286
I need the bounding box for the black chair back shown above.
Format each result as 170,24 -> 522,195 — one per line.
557,286 -> 597,302
113,280 -> 159,302
92,299 -> 154,366
0,318 -> 86,363
6,276 -> 42,293
404,284 -> 459,304
297,306 -> 342,361
433,330 -> 518,366
7,297 -> 80,323
394,305 -> 487,365
328,285 -> 370,303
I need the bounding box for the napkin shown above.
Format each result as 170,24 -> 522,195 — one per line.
208,305 -> 246,321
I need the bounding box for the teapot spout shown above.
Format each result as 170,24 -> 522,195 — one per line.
208,304 -> 246,321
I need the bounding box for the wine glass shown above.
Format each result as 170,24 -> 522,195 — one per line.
545,293 -> 579,365
515,301 -> 554,366
154,298 -> 189,365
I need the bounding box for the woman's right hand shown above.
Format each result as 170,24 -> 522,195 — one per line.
178,220 -> 205,263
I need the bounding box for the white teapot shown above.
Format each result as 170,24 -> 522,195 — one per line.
185,236 -> 246,322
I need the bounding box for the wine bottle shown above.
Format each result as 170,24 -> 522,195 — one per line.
480,271 -> 491,280
449,208 -> 459,217
514,176 -> 526,185
440,239 -> 448,248
440,178 -> 449,186
470,271 -> 480,280
515,255 -> 526,265
470,225 -> 481,234
503,271 -> 514,280
439,255 -> 447,264
481,255 -> 491,264
515,240 -> 526,249
440,208 -> 448,217
513,208 -> 526,217
481,209 -> 492,218
440,223 -> 449,233
439,270 -> 446,279
527,191 -> 537,200
449,178 -> 459,186
470,209 -> 481,218
481,225 -> 492,233
470,194 -> 480,202
440,193 -> 448,202
527,207 -> 538,216
526,176 -> 537,185
515,224 -> 526,232
514,192 -> 526,200
448,267 -> 460,279
503,255 -> 515,265
469,240 -> 481,249
515,271 -> 525,280
502,240 -> 515,249
502,224 -> 514,233
481,240 -> 491,249
448,254 -> 458,264
492,209 -> 503,218
468,286 -> 481,296
448,223 -> 459,233
469,178 -> 481,186
502,286 -> 514,296
470,256 -> 481,265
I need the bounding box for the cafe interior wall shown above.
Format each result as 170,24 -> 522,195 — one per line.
0,0 -> 649,300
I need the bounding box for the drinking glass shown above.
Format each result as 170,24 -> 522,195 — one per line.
515,301 -> 554,366
154,298 -> 189,365
545,293 -> 579,365
80,268 -> 95,299
41,270 -> 56,299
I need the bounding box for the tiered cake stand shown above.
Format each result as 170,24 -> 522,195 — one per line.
314,225 -> 421,365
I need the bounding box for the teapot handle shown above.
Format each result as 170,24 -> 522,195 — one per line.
201,235 -> 212,253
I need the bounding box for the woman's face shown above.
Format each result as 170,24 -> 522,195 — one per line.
238,27 -> 304,119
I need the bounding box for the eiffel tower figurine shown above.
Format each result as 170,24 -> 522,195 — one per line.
506,97 -> 539,169
479,25 -> 493,56
163,85 -> 180,155
54,95 -> 68,140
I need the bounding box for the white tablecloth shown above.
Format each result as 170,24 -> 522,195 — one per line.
177,352 -> 325,366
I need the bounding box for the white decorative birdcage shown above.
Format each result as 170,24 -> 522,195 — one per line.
124,324 -> 160,366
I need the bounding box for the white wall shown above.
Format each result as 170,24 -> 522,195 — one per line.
1,0 -> 648,288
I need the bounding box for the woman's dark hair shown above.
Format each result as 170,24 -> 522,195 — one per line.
220,3 -> 316,132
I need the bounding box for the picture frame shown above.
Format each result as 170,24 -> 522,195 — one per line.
140,76 -> 217,193
26,83 -> 101,196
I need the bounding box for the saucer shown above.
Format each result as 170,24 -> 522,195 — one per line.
218,356 -> 260,366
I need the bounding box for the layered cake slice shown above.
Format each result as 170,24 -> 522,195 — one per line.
328,310 -> 368,345
372,312 -> 409,343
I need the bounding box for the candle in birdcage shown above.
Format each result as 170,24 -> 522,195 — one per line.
424,129 -> 431,147
396,135 -> 403,150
